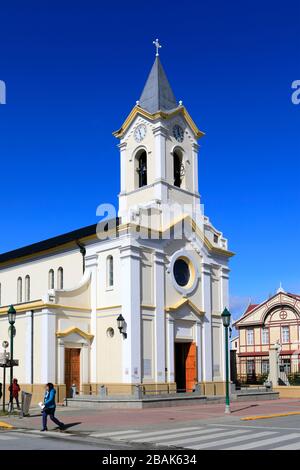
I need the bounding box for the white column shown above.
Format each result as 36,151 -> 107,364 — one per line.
57,338 -> 65,384
153,125 -> 167,181
120,241 -> 141,383
25,311 -> 33,384
154,251 -> 166,383
201,262 -> 213,382
192,142 -> 199,194
196,322 -> 202,382
166,315 -> 175,383
119,141 -> 127,194
81,343 -> 89,385
41,309 -> 56,383
85,254 -> 98,384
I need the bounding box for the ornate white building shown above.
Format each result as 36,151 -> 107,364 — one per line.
0,49 -> 233,401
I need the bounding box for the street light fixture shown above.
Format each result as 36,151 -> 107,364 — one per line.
116,314 -> 127,339
7,305 -> 16,413
221,307 -> 231,414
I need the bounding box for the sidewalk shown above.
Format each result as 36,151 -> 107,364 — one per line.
1,398 -> 300,433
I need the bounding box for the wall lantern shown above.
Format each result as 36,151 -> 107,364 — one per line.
116,314 -> 127,339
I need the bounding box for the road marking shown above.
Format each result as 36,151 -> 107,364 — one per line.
131,428 -> 225,443
28,430 -> 75,438
242,412 -> 300,421
208,423 -> 300,431
0,422 -> 14,429
91,429 -> 140,437
228,433 -> 300,450
186,431 -> 276,450
112,427 -> 202,441
273,442 -> 300,450
0,435 -> 18,440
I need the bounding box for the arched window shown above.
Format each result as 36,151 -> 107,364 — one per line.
57,267 -> 63,289
25,275 -> 30,302
136,150 -> 147,188
17,277 -> 22,303
107,255 -> 114,287
48,269 -> 54,289
173,149 -> 183,188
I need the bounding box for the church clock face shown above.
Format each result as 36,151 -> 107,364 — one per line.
134,124 -> 146,142
173,124 -> 184,142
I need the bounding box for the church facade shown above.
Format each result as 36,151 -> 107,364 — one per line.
0,50 -> 233,401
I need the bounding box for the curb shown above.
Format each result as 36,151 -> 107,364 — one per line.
0,421 -> 14,429
241,411 -> 300,421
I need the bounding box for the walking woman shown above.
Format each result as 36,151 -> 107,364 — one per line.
41,383 -> 65,431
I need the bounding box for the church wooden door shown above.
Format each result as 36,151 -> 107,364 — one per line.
185,342 -> 197,392
65,348 -> 80,397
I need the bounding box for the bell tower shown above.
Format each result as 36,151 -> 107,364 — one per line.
113,41 -> 205,226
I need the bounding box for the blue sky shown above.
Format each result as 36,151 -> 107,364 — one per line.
0,0 -> 299,317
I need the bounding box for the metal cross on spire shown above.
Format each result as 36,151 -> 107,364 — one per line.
153,38 -> 162,56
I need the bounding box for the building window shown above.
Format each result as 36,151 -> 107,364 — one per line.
247,329 -> 254,345
281,326 -> 290,343
173,149 -> 183,188
262,360 -> 269,374
57,267 -> 63,289
136,150 -> 147,188
246,359 -> 255,374
48,269 -> 54,289
25,275 -> 30,302
262,327 -> 269,345
106,255 -> 114,287
213,234 -> 219,244
17,277 -> 22,303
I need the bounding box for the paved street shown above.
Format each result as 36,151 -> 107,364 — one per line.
0,400 -> 300,450
1,416 -> 300,450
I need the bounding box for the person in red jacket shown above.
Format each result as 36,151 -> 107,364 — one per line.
8,378 -> 21,410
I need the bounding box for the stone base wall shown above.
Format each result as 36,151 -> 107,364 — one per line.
273,386 -> 300,398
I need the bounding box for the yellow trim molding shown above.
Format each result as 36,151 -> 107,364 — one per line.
113,105 -> 205,140
56,326 -> 94,341
166,298 -> 205,317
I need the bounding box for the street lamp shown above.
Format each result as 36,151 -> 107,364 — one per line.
116,314 -> 127,339
8,305 -> 16,413
221,307 -> 231,414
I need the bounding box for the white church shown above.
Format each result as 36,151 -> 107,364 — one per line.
0,44 -> 234,402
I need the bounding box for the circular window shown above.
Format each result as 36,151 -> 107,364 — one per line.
173,258 -> 190,287
106,327 -> 114,338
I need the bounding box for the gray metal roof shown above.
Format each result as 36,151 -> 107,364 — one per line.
139,57 -> 178,113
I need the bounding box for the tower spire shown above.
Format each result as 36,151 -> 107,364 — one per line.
138,44 -> 178,114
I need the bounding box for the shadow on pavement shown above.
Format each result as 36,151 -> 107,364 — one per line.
231,404 -> 259,413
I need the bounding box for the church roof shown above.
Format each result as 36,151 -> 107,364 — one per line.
139,56 -> 178,113
0,219 -> 119,264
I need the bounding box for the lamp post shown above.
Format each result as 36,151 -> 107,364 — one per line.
221,307 -> 231,414
8,305 -> 16,413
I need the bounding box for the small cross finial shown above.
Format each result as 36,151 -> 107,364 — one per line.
153,38 -> 162,56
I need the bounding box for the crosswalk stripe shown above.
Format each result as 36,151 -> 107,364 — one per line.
131,428 -> 225,443
228,433 -> 300,450
186,431 -> 276,450
0,435 -> 18,441
172,429 -> 253,448
112,427 -> 202,441
92,430 -> 140,437
28,430 -> 75,438
273,442 -> 300,450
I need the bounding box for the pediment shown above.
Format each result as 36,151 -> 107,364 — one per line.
166,298 -> 204,321
234,292 -> 300,327
56,327 -> 94,343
